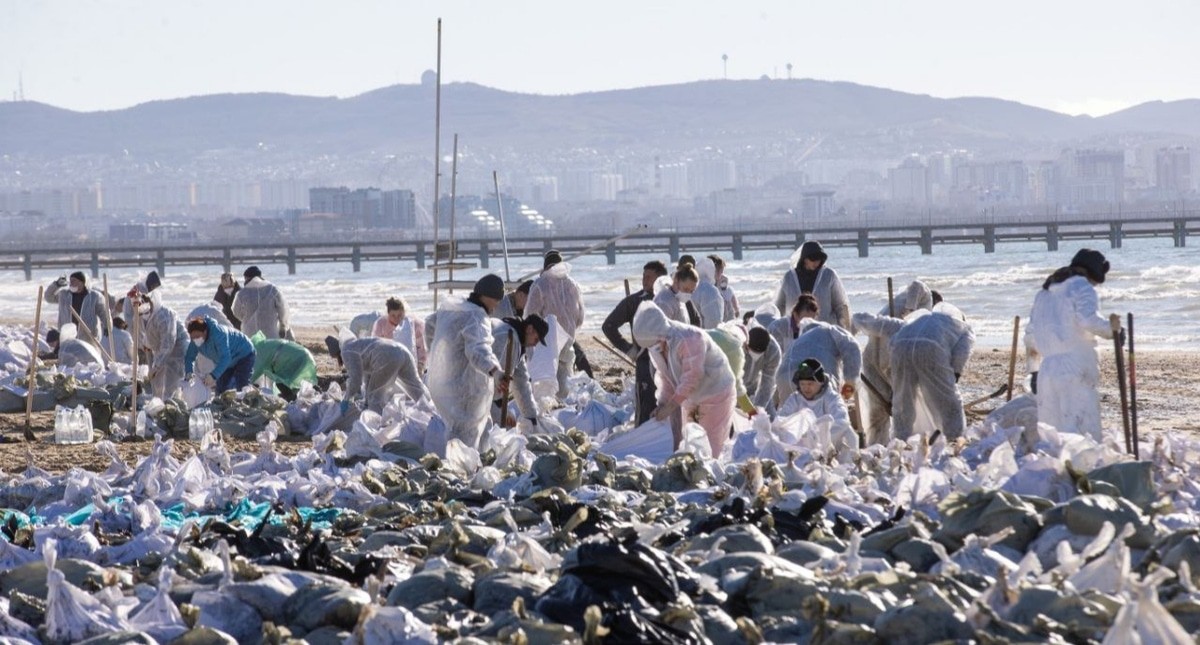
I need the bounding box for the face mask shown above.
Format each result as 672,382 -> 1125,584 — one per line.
137,303 -> 152,315
676,291 -> 692,304
191,337 -> 203,347
749,349 -> 764,359
69,286 -> 82,294
223,287 -> 234,295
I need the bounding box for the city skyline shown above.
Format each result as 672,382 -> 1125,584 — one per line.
2,0 -> 1198,116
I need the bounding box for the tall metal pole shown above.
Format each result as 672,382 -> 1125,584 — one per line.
431,18 -> 443,307
448,134 -> 459,291
493,171 -> 511,282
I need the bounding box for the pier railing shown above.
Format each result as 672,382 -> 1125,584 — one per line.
2,210 -> 1197,280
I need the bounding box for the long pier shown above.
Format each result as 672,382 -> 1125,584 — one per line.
2,211 -> 1196,280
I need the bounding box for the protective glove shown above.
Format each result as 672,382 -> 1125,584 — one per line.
840,381 -> 856,400
339,400 -> 351,415
528,417 -> 538,427
1116,327 -> 1127,347
55,276 -> 68,287
1029,371 -> 1038,395
736,394 -> 756,415
954,373 -> 961,383
652,401 -> 678,422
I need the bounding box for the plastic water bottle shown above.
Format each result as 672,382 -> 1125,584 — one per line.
76,406 -> 93,444
205,408 -> 215,436
54,406 -> 67,444
135,410 -> 148,438
189,408 -> 204,441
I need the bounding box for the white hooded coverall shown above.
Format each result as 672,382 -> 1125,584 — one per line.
633,302 -> 736,457
490,321 -> 538,425
693,257 -> 726,330
889,310 -> 975,440
232,277 -> 290,340
1025,275 -> 1112,441
140,302 -> 188,401
775,319 -> 862,405
342,337 -> 429,414
855,280 -> 933,444
524,262 -> 585,399
426,298 -> 503,449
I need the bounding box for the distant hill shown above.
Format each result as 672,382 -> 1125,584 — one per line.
0,79 -> 1196,158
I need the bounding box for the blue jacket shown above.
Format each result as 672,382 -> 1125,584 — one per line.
184,316 -> 255,379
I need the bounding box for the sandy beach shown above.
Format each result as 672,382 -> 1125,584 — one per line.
1,321 -> 1192,473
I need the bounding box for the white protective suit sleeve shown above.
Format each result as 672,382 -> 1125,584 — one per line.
232,279 -> 288,339
525,263 -> 585,339
492,323 -> 537,420
652,288 -> 688,324
744,337 -> 781,409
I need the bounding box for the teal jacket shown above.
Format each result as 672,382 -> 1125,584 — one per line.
184,316 -> 255,379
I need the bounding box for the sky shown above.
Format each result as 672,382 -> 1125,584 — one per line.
2,0 -> 1197,117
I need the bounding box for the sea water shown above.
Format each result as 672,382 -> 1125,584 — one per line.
0,236 -> 1194,349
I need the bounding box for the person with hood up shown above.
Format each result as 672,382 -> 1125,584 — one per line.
774,294 -> 861,406
851,280 -> 934,444
213,272 -> 242,329
653,263 -> 700,325
524,250 -> 586,400
778,358 -> 852,430
427,274 -> 507,448
889,306 -> 975,441
1025,248 -> 1116,441
185,316 -> 256,393
490,315 -> 550,427
103,316 -> 135,364
632,301 -> 736,456
328,336 -> 428,413
492,280 -> 533,319
45,271 -> 109,347
373,296 -> 427,372
232,266 -> 291,340
743,326 -> 781,414
249,335 -> 318,402
710,255 -> 740,322
775,240 -> 850,329
692,256 -> 726,330
130,289 -> 189,400
602,260 -> 670,425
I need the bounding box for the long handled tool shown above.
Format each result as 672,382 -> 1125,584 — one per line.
624,279 -> 631,298
592,335 -> 638,366
1110,314 -> 1132,455
1127,312 -> 1139,460
103,274 -> 117,363
69,306 -> 116,365
24,287 -> 44,441
132,302 -> 141,426
964,384 -> 1009,410
886,277 -> 895,317
1006,316 -> 1020,401
499,329 -> 516,427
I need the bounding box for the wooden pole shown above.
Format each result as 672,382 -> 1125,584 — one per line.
431,18 -> 443,309
132,300 -> 141,425
623,279 -> 631,298
500,329 -> 515,427
23,286 -> 44,441
1128,312 -> 1139,460
68,306 -> 115,365
102,274 -> 116,362
595,337 -> 637,369
886,277 -> 895,317
1110,314 -> 1131,455
1006,316 -> 1020,401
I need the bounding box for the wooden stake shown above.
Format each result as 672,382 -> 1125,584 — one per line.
1006,316 -> 1020,401
1128,312 -> 1139,460
623,279 -> 631,298
103,274 -> 116,362
132,300 -> 141,425
500,329 -> 515,427
23,286 -> 44,441
886,277 -> 895,318
1110,314 -> 1132,455
595,337 -> 637,369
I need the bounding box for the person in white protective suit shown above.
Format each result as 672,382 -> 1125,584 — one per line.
187,302 -> 233,329
778,358 -> 852,429
489,315 -> 550,427
373,296 -> 427,373
852,280 -> 934,444
653,263 -> 699,325
232,266 -> 292,340
706,321 -> 756,415
774,240 -> 851,329
773,294 -> 861,406
1025,248 -> 1115,441
132,290 -> 189,400
709,255 -> 740,322
692,256 -> 726,330
102,316 -> 135,364
743,326 -> 781,414
492,280 -> 533,320
426,275 -> 507,448
45,271 -> 109,347
329,337 -> 430,414
889,307 -> 975,440
524,250 -> 586,400
632,301 -> 736,456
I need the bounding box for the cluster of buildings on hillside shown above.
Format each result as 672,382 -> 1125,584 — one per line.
0,143 -> 1195,244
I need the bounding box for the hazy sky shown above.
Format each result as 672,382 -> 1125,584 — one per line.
2,0 -> 1197,116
